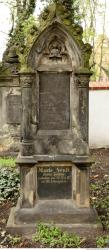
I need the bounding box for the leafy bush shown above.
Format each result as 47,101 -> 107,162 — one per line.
90,178 -> 109,229
32,223 -> 85,248
96,235 -> 109,248
0,167 -> 20,202
6,235 -> 21,246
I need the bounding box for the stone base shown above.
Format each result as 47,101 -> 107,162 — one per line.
7,200 -> 102,238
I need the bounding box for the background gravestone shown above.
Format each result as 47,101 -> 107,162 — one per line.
6,94 -> 21,124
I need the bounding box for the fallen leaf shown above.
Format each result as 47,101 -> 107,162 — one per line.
0,230 -> 6,237
92,197 -> 96,200
94,175 -> 99,178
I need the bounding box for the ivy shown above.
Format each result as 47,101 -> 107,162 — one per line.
32,223 -> 85,247
91,178 -> 109,229
0,167 -> 20,203
2,0 -> 91,73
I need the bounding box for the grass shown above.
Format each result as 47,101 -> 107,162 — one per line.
0,157 -> 16,168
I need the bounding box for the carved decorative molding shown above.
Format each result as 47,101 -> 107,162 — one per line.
78,78 -> 89,88
44,35 -> 68,61
20,74 -> 35,88
75,73 -> 91,88
28,22 -> 82,70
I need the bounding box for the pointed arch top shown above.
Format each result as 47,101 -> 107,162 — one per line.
28,21 -> 84,72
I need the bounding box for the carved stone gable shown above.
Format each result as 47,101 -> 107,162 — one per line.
28,22 -> 81,70
38,32 -> 70,68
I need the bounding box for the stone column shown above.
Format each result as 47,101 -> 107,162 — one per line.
18,73 -> 37,208
75,72 -> 91,143
20,73 -> 35,156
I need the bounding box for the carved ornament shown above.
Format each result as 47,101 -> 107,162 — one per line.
20,74 -> 35,88
44,35 -> 68,61
75,74 -> 90,88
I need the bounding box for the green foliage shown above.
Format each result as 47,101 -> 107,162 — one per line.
15,0 -> 36,21
91,35 -> 109,81
54,0 -> 75,20
96,235 -> 109,248
2,0 -> 92,72
0,167 -> 20,202
2,0 -> 38,71
7,235 -> 21,246
0,157 -> 16,168
10,14 -> 38,66
14,15 -> 39,69
32,223 -> 85,247
90,178 -> 109,229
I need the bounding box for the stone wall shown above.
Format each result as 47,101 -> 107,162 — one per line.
0,75 -> 21,154
89,89 -> 109,148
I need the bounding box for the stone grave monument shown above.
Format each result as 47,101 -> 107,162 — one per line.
7,3 -> 102,236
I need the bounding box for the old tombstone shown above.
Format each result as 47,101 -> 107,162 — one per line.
6,94 -> 21,124
0,75 -> 21,152
7,3 -> 102,236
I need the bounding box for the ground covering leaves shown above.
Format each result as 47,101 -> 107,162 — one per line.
0,167 -> 20,203
0,149 -> 109,248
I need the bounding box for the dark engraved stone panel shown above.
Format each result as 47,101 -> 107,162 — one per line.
39,72 -> 70,130
6,95 -> 21,124
37,166 -> 72,199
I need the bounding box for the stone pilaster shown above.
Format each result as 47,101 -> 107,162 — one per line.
75,165 -> 90,208
19,165 -> 37,208
20,73 -> 35,156
75,72 -> 91,143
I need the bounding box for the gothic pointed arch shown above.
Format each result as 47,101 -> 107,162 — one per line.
28,21 -> 83,72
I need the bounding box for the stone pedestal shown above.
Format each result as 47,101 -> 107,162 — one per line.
7,159 -> 102,237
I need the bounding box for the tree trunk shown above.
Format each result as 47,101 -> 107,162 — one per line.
99,0 -> 106,81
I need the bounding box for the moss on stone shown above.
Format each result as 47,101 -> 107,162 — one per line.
1,2 -> 92,74
0,68 -> 12,76
76,67 -> 92,75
